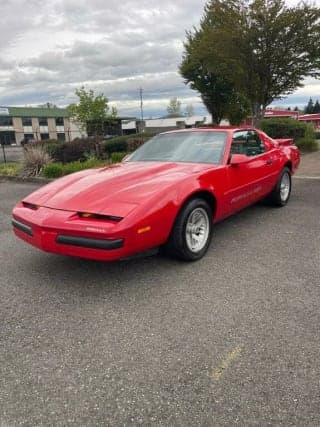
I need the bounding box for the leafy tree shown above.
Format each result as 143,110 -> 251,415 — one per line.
185,104 -> 194,117
294,106 -> 299,112
67,87 -> 117,137
180,27 -> 247,124
181,0 -> 320,126
225,92 -> 251,125
166,97 -> 182,117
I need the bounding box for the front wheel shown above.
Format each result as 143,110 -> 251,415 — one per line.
268,167 -> 292,207
165,198 -> 213,261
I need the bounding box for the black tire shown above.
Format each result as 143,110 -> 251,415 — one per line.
165,198 -> 213,261
268,167 -> 292,207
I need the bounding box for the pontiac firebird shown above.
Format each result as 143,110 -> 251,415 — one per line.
12,127 -> 300,261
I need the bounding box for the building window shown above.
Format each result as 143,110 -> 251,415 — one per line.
24,133 -> 34,141
0,131 -> 15,145
22,117 -> 32,126
56,117 -> 64,126
0,116 -> 13,126
39,117 -> 48,126
40,133 -> 50,140
57,133 -> 66,141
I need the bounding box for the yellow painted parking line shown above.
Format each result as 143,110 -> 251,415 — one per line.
211,346 -> 242,381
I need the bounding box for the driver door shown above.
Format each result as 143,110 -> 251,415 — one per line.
225,130 -> 276,214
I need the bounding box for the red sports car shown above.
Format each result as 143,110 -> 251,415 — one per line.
12,127 -> 300,261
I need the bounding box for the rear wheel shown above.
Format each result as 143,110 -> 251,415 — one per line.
165,198 -> 213,261
268,167 -> 292,207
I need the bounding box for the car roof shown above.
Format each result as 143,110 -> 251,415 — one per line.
160,126 -> 256,135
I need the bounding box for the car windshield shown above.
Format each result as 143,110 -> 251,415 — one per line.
126,131 -> 227,164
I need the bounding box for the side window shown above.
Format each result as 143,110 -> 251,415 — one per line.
231,131 -> 248,155
246,131 -> 265,156
231,130 -> 266,157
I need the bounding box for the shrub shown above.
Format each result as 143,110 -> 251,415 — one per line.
103,139 -> 128,156
259,118 -> 312,142
102,133 -> 156,157
41,139 -> 59,145
0,163 -> 20,176
45,141 -> 64,162
127,136 -> 148,152
314,130 -> 320,140
42,157 -> 107,178
60,138 -> 100,163
111,152 -> 128,163
42,163 -> 64,178
20,145 -> 52,177
43,138 -> 104,163
59,160 -> 87,175
23,139 -> 58,151
135,131 -> 157,139
304,123 -> 316,140
104,135 -> 128,144
60,158 -> 103,175
41,134 -> 157,164
295,138 -> 319,152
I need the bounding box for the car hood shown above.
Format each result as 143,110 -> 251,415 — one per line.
24,161 -> 217,217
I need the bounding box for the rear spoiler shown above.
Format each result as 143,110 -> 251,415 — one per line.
274,138 -> 293,146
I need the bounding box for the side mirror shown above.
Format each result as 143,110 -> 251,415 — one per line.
230,154 -> 249,166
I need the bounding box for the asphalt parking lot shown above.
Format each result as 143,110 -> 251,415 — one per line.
0,176 -> 319,426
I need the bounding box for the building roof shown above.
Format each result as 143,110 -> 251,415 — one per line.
0,106 -> 136,122
264,109 -> 299,118
5,106 -> 69,118
122,116 -> 213,130
298,114 -> 320,121
145,116 -> 211,128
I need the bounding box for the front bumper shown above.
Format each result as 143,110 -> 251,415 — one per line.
56,234 -> 124,250
12,218 -> 33,236
12,206 -> 130,261
12,199 -> 171,261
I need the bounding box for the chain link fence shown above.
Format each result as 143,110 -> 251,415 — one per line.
0,144 -> 24,164
0,131 -> 71,164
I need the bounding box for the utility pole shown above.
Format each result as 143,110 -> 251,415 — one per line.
138,87 -> 144,138
139,87 -> 144,122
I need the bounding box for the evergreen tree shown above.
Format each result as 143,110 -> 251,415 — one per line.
304,98 -> 314,114
313,99 -> 320,114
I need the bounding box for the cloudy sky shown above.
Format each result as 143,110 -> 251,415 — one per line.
0,0 -> 319,118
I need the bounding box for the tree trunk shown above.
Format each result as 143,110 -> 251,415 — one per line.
251,103 -> 265,127
202,98 -> 223,125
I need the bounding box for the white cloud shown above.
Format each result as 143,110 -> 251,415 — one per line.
0,0 -> 318,117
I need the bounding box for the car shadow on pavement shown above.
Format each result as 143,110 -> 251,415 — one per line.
18,200 -> 277,300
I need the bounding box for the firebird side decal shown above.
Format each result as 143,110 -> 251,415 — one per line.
230,186 -> 262,204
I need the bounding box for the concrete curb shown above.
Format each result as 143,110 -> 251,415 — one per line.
0,175 -> 53,184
